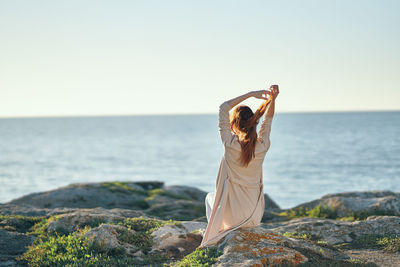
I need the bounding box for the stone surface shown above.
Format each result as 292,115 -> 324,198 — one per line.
214,226 -> 349,266
1,182 -> 281,223
266,216 -> 400,245
293,191 -> 400,218
5,182 -> 150,210
146,200 -> 206,221
151,221 -> 206,260
164,185 -> 207,202
0,229 -> 35,267
1,182 -> 399,266
84,224 -> 137,254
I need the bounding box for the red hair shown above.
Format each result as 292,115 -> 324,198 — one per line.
230,99 -> 271,167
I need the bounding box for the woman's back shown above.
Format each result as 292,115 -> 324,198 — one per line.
223,137 -> 269,186
199,87 -> 278,248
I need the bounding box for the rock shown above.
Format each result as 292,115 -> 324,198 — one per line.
151,221 -> 206,260
164,185 -> 207,202
5,182 -> 150,210
214,226 -> 349,266
1,181 -> 281,223
47,208 -> 145,234
84,224 -> 137,254
266,216 -> 400,245
146,200 -> 206,221
1,182 -> 211,221
0,229 -> 35,266
293,191 -> 400,218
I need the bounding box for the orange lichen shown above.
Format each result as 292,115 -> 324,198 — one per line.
239,231 -> 282,243
231,244 -> 251,253
232,231 -> 307,266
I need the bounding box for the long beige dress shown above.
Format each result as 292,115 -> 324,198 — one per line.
199,101 -> 273,248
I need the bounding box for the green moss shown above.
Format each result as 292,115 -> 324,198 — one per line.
100,181 -> 147,195
145,188 -> 191,201
28,217 -> 51,238
114,216 -> 181,253
279,205 -> 338,220
19,216 -> 173,266
0,215 -> 45,233
167,246 -> 222,267
134,181 -> 164,190
280,204 -> 398,222
19,227 -> 145,267
350,210 -> 397,221
19,227 -> 103,266
282,232 -> 312,240
349,234 -> 400,252
86,217 -> 107,228
117,216 -> 165,234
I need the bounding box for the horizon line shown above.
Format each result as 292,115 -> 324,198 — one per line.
0,109 -> 399,119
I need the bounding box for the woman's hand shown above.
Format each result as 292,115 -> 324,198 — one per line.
251,90 -> 270,100
269,85 -> 279,101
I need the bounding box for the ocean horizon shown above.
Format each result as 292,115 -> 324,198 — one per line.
1,111 -> 399,209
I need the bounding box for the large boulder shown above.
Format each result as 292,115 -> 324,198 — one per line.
267,216 -> 400,245
214,226 -> 349,266
46,208 -> 145,234
5,182 -> 154,210
293,191 -> 400,218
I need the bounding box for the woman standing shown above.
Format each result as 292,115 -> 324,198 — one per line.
199,84 -> 279,247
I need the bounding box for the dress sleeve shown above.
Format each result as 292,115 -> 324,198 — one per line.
258,112 -> 273,146
218,101 -> 234,145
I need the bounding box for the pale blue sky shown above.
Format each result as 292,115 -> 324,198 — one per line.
1,0 -> 399,117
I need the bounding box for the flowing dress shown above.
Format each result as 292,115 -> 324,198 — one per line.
199,101 -> 273,247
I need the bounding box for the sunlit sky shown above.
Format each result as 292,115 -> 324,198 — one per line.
1,0 -> 399,117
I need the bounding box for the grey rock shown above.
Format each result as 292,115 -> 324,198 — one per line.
164,185 -> 207,202
5,182 -> 149,210
151,221 -> 206,260
84,224 -> 137,254
214,226 -> 349,267
266,216 -> 400,244
293,191 -> 400,218
146,199 -> 206,221
0,229 -> 35,267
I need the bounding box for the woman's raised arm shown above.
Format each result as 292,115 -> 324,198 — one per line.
258,85 -> 279,145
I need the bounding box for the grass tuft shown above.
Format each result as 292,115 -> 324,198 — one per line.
167,246 -> 222,267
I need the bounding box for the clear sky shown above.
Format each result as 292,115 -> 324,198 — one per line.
1,0 -> 399,117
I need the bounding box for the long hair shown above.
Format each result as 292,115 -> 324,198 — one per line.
230,99 -> 271,167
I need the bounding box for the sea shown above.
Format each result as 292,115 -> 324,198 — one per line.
0,111 -> 399,209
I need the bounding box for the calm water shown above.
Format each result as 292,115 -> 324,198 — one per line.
1,112 -> 399,209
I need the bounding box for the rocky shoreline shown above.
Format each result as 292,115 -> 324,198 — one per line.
1,181 -> 399,266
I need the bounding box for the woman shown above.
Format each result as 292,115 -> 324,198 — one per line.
199,84 -> 279,248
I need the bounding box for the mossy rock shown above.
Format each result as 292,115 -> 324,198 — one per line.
146,200 -> 206,221
0,215 -> 45,233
